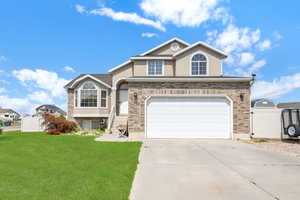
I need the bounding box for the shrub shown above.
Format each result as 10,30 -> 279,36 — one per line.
43,114 -> 77,135
47,129 -> 60,135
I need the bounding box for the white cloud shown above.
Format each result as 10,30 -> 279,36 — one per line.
78,5 -> 166,31
213,24 -> 261,54
249,60 -> 266,73
140,0 -> 226,27
253,72 -> 300,99
273,31 -> 283,40
141,32 -> 158,38
63,65 -> 75,72
0,88 -> 5,93
239,52 -> 255,66
12,69 -> 69,98
257,39 -> 271,51
28,91 -> 54,104
58,103 -> 67,112
206,22 -> 273,76
75,4 -> 86,14
0,56 -> 7,62
0,95 -> 36,114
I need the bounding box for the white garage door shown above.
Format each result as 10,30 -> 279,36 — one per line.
146,97 -> 231,139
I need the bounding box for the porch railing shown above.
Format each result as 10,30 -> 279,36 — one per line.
107,106 -> 115,131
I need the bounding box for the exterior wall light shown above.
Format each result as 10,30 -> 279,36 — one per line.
240,93 -> 244,102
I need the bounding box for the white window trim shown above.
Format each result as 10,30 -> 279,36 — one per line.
190,51 -> 209,76
100,89 -> 108,108
74,81 -> 109,109
77,81 -> 100,109
147,60 -> 164,76
74,90 -> 78,108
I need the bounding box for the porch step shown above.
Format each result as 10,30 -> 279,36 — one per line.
111,116 -> 128,133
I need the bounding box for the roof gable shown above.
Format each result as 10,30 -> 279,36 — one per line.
173,41 -> 227,59
107,38 -> 227,73
140,37 -> 190,56
64,74 -> 112,89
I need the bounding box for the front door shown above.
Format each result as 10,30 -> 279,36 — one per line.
119,90 -> 128,115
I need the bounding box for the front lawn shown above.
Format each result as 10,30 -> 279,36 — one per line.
0,131 -> 141,200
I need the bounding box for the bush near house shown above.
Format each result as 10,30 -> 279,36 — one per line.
43,114 -> 77,135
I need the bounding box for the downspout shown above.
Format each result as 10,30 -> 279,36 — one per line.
250,74 -> 256,139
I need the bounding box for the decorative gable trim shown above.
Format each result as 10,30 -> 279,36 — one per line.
173,41 -> 228,59
108,60 -> 132,73
131,56 -> 173,60
140,37 -> 190,56
65,74 -> 112,89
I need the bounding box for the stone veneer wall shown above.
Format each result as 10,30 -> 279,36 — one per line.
67,89 -> 75,121
128,82 -> 251,135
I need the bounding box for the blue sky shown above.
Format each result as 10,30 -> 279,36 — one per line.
0,0 -> 300,114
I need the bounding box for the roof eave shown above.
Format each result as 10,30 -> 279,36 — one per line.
173,41 -> 228,59
131,56 -> 173,60
140,37 -> 190,56
65,74 -> 112,89
125,77 -> 252,82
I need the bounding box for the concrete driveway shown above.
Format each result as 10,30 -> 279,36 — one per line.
130,140 -> 300,200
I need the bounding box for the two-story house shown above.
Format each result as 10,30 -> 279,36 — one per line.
35,104 -> 67,118
65,38 -> 253,139
0,108 -> 21,122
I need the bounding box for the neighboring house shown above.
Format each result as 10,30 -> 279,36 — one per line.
251,98 -> 276,108
65,37 -> 253,139
277,102 -> 300,109
0,108 -> 21,122
36,104 -> 67,117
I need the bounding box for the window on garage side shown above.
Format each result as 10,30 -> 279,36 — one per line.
80,81 -> 98,107
191,54 -> 207,75
148,60 -> 163,75
100,90 -> 107,108
74,90 -> 78,107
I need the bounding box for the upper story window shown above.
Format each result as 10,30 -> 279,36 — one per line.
80,82 -> 97,107
191,54 -> 207,75
148,60 -> 163,75
100,90 -> 107,108
74,81 -> 108,108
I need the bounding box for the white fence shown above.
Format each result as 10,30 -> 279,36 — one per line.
21,116 -> 45,132
251,108 -> 282,139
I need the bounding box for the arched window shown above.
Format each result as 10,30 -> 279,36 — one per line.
191,53 -> 207,75
80,82 -> 97,107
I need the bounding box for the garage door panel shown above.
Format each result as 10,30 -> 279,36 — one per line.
146,97 -> 231,138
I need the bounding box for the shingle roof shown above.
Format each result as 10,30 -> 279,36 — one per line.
277,102 -> 300,109
0,108 -> 19,115
65,74 -> 112,88
251,98 -> 275,108
35,104 -> 66,115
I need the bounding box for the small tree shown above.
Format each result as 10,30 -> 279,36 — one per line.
43,114 -> 77,135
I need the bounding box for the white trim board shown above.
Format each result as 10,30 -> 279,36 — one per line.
140,37 -> 190,56
126,77 -> 252,82
131,56 -> 173,60
73,114 -> 109,117
66,74 -> 112,89
173,41 -> 228,59
108,60 -> 132,73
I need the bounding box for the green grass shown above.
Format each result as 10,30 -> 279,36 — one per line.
0,131 -> 141,200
